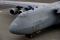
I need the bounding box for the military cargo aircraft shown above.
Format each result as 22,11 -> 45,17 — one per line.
0,1 -> 60,37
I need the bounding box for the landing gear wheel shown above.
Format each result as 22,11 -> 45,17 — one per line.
25,34 -> 33,38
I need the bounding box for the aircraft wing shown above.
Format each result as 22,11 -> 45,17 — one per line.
0,1 -> 50,10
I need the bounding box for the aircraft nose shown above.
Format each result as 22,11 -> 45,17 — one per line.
9,22 -> 32,35
9,25 -> 18,34
9,23 -> 21,34
9,23 -> 25,35
10,28 -> 17,34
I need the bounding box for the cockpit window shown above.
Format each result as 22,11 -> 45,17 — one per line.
10,5 -> 35,15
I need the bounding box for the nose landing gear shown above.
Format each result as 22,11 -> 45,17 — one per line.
25,34 -> 33,38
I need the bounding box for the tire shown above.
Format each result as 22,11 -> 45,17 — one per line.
25,34 -> 33,38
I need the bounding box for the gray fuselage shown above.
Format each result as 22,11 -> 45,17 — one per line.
9,7 -> 59,35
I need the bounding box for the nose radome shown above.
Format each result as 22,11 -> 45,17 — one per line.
9,28 -> 17,34
9,24 -> 33,35
9,22 -> 22,34
9,23 -> 26,35
9,19 -> 33,35
9,23 -> 19,34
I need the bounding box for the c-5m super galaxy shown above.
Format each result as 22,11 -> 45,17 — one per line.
0,1 -> 60,37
